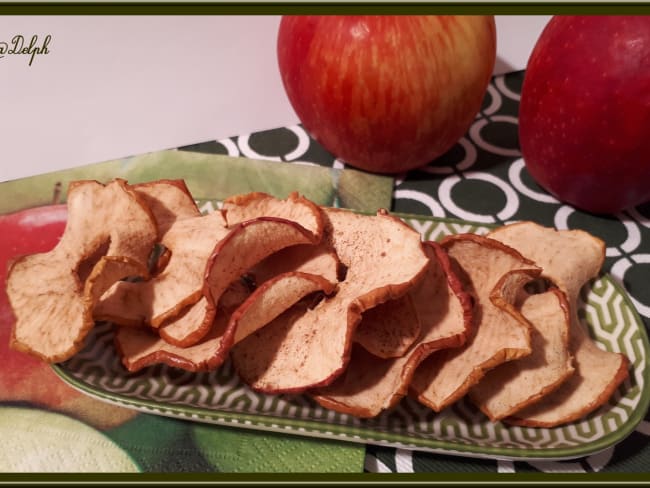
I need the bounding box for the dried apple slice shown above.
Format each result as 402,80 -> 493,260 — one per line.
115,271 -> 335,372
409,241 -> 474,355
101,191 -> 325,346
93,179 -> 216,325
133,179 -> 201,235
93,180 -> 201,323
94,210 -> 230,328
487,221 -> 630,427
223,191 -> 324,241
231,208 -> 429,394
114,280 -> 251,372
248,242 -> 341,286
469,287 -> 575,422
159,216 -> 322,347
151,191 -> 325,345
224,239 -> 342,348
229,271 -> 337,344
411,234 -> 541,412
353,294 -> 420,359
311,343 -> 411,418
311,242 -> 473,417
7,179 -> 158,362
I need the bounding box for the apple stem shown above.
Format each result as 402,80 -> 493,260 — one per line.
52,182 -> 62,204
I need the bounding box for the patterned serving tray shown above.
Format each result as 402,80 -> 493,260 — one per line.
52,214 -> 650,461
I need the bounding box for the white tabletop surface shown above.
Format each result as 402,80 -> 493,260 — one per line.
0,15 -> 551,183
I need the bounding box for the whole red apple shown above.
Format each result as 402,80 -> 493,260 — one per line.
519,16 -> 650,214
277,15 -> 497,174
0,204 -> 136,429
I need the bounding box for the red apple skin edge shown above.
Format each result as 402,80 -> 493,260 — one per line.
277,16 -> 497,174
519,16 -> 650,214
0,205 -> 136,429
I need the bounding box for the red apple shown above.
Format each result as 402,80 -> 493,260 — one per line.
0,204 -> 136,429
277,15 -> 497,174
519,16 -> 650,214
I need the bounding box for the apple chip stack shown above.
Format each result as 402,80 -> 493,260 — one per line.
4,178 -> 630,428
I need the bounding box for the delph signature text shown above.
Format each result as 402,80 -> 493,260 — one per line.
0,35 -> 52,66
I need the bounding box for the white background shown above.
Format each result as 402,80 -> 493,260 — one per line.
0,15 -> 552,182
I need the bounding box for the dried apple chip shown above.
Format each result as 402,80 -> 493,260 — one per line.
312,343 -> 411,418
93,180 -> 221,327
115,270 -> 335,372
247,242 -> 341,286
228,243 -> 342,346
353,294 -> 420,360
114,280 -> 251,372
94,179 -> 201,316
469,288 -> 575,422
94,210 -> 230,328
231,208 -> 429,394
7,179 -> 158,362
229,271 -> 337,344
101,191 -> 326,347
411,234 -> 540,412
223,191 -> 324,240
133,179 -> 201,235
311,242 -> 473,417
159,216 -> 322,347
204,217 -> 322,308
488,221 -> 630,427
409,241 -> 474,355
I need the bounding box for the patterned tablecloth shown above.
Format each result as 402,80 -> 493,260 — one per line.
1,69 -> 649,476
